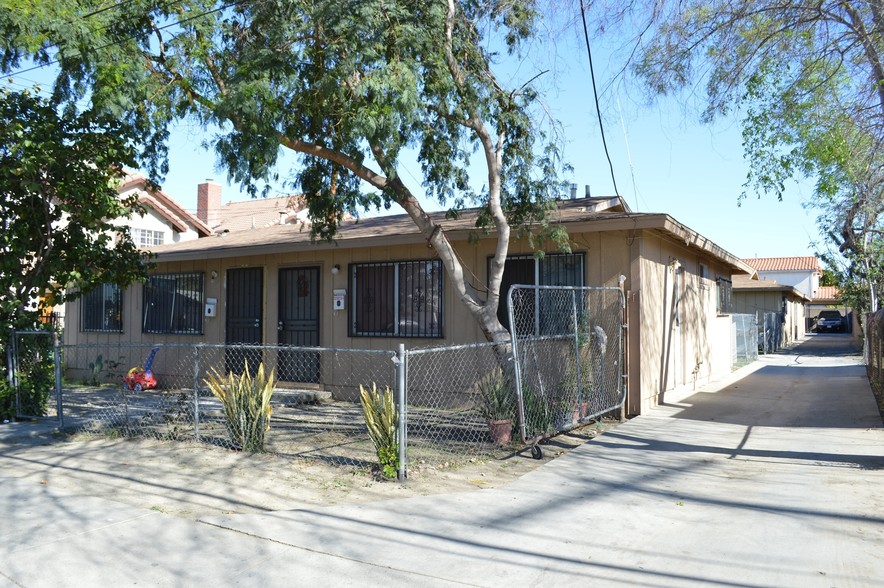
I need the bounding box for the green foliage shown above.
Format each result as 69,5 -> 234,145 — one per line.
521,385 -> 553,435
204,362 -> 276,452
0,332 -> 54,420
820,269 -> 838,288
0,380 -> 13,421
86,354 -> 103,386
359,383 -> 399,479
475,367 -> 515,421
0,87 -> 152,334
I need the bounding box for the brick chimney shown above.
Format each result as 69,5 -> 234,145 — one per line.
197,179 -> 221,229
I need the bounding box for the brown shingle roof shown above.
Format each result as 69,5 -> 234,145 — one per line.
215,195 -> 308,232
149,198 -> 755,276
742,256 -> 821,272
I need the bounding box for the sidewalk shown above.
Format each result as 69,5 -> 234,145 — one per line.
2,335 -> 882,587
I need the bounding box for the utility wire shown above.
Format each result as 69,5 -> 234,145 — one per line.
579,0 -> 620,197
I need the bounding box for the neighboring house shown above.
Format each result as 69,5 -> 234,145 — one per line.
65,195 -> 755,416
808,286 -> 853,332
117,172 -> 212,246
732,274 -> 809,345
742,256 -> 822,300
809,285 -> 846,318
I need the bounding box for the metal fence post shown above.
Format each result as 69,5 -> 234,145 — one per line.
5,331 -> 14,417
53,331 -> 63,428
193,345 -> 201,442
570,290 -> 583,410
11,331 -> 20,418
396,343 -> 407,481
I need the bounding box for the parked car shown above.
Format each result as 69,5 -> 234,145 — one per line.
815,310 -> 844,333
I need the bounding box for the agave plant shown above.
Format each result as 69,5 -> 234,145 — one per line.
476,367 -> 515,422
204,362 -> 276,452
359,383 -> 399,479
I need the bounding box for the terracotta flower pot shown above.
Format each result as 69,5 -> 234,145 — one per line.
486,418 -> 513,446
572,401 -> 589,424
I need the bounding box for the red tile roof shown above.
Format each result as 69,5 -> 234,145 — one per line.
119,172 -> 212,237
742,256 -> 821,272
814,286 -> 840,302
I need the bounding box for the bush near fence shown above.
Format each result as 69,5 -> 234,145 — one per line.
3,330 -> 57,421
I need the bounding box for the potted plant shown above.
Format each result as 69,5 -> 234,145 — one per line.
476,367 -> 516,446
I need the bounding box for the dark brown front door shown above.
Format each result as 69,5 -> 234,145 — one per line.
278,267 -> 320,382
226,267 -> 263,374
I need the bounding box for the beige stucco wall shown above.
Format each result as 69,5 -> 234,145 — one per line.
632,233 -> 741,413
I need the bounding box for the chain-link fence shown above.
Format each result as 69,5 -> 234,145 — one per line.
58,343 -> 396,468
11,286 -> 625,477
507,286 -> 625,449
732,313 -> 759,368
405,342 -> 516,465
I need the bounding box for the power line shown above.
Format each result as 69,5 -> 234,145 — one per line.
579,0 -> 620,197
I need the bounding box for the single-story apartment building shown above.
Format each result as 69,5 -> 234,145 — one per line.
65,194 -> 754,416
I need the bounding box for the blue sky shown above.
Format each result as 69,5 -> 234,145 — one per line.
161,110 -> 820,261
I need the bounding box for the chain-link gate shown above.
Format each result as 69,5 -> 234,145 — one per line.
507,285 -> 625,456
760,312 -> 784,354
6,330 -> 62,422
732,313 -> 759,367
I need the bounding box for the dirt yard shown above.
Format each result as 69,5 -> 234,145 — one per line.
0,423 -> 611,521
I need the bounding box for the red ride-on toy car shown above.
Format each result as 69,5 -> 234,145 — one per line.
123,346 -> 160,392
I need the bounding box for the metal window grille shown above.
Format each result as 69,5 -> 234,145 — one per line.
81,284 -> 123,332
495,253 -> 586,335
717,277 -> 734,314
143,273 -> 204,334
350,260 -> 443,337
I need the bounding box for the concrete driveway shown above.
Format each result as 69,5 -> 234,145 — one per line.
2,334 -> 882,587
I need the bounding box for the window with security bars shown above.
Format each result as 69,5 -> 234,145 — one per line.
494,252 -> 586,334
717,277 -> 734,314
350,260 -> 443,337
142,272 -> 204,334
81,283 -> 123,332
131,228 -> 165,247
